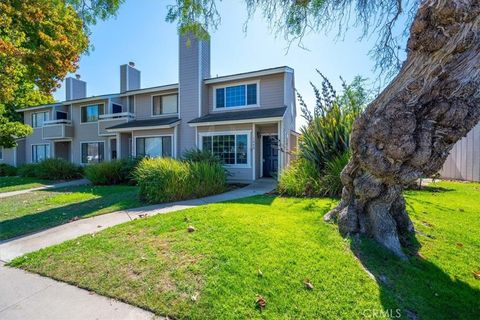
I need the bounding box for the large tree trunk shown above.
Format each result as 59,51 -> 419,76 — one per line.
325,0 -> 480,258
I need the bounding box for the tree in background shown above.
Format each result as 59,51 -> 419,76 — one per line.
167,0 -> 480,258
0,0 -> 123,147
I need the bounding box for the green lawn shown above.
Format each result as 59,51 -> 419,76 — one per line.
0,185 -> 142,240
0,176 -> 52,193
10,182 -> 480,319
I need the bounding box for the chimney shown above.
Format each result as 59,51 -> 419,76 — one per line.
65,76 -> 87,100
178,32 -> 211,151
120,62 -> 141,93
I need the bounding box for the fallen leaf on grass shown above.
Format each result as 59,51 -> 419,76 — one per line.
304,279 -> 314,290
256,295 -> 266,310
473,271 -> 480,280
187,226 -> 196,233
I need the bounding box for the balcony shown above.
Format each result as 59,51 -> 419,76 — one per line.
42,120 -> 74,140
98,112 -> 135,136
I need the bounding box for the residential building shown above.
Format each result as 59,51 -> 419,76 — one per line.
1,33 -> 298,182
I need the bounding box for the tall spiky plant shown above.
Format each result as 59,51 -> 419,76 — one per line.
298,72 -> 368,173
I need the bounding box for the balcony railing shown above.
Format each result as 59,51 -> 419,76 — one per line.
99,112 -> 135,120
42,120 -> 73,140
98,112 -> 135,136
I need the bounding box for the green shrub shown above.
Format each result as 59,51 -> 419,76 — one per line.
134,157 -> 227,203
18,164 -> 39,178
318,152 -> 350,197
278,159 -> 323,197
183,148 -> 222,164
0,164 -> 17,176
18,159 -> 82,180
34,158 -> 83,180
85,158 -> 140,185
280,73 -> 367,197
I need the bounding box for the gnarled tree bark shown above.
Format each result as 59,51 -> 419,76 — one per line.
325,0 -> 480,258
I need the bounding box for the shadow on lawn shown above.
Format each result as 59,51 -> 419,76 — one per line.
351,237 -> 480,320
0,188 -> 139,242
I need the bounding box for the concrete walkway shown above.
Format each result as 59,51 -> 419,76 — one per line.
0,178 -> 91,199
0,179 -> 276,320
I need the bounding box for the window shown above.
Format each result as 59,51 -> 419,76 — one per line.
136,136 -> 172,158
56,111 -> 67,120
112,103 -> 122,114
32,112 -> 49,128
32,144 -> 50,163
202,133 -> 249,166
81,104 -> 104,123
81,142 -> 105,164
215,83 -> 257,109
152,94 -> 178,115
128,95 -> 135,113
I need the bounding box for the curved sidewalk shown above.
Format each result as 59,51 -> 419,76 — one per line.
0,179 -> 276,320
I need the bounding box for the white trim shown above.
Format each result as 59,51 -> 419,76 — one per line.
252,123 -> 256,180
116,133 -> 121,159
174,125 -> 178,159
16,104 -> 60,112
205,66 -> 293,84
133,134 -> 174,158
106,121 -> 180,133
151,93 -> 179,118
79,103 -> 105,124
198,40 -> 203,118
80,140 -> 106,164
259,133 -> 278,178
212,80 -> 260,111
189,117 -> 283,127
198,130 -> 252,169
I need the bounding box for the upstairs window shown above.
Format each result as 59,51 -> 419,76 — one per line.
215,83 -> 258,109
32,111 -> 49,128
153,94 -> 178,115
81,104 -> 104,123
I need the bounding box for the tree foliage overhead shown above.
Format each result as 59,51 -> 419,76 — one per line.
166,0 -> 420,79
0,0 -> 123,148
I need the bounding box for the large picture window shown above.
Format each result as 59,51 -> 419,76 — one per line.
81,104 -> 104,123
136,136 -> 172,158
152,94 -> 178,115
81,142 -> 105,164
32,144 -> 50,163
32,112 -> 49,128
202,133 -> 249,166
215,83 -> 257,109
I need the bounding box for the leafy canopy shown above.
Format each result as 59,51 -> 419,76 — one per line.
0,0 -> 123,148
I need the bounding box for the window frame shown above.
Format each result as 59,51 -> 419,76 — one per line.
151,93 -> 179,117
31,111 -> 50,128
80,103 -> 105,124
80,141 -> 105,164
134,135 -> 174,158
213,81 -> 260,111
31,143 -> 51,163
199,130 -> 251,168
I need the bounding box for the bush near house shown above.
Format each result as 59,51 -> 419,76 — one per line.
278,74 -> 367,197
0,164 -> 17,176
85,158 -> 140,185
18,158 -> 83,180
134,157 -> 227,203
183,148 -> 222,164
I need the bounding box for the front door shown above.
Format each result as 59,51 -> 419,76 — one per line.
110,139 -> 117,160
262,135 -> 278,178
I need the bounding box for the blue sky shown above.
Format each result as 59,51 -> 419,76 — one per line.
53,0 -> 383,127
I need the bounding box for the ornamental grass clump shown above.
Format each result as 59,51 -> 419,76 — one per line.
134,157 -> 227,203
